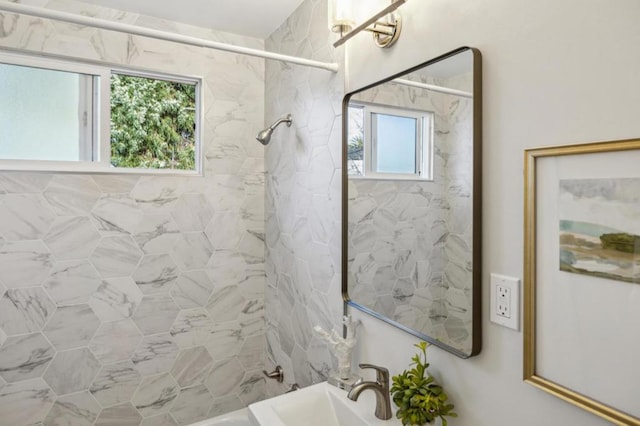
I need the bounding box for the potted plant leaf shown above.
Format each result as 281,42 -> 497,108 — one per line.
390,342 -> 457,425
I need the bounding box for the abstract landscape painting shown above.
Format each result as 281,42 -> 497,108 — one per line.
559,178 -> 640,284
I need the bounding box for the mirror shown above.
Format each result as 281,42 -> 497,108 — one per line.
342,47 -> 482,358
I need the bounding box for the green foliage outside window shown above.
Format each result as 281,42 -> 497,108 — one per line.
110,74 -> 196,170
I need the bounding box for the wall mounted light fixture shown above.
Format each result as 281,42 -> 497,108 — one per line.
329,0 -> 407,48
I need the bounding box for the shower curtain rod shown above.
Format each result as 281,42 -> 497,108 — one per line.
392,78 -> 473,98
0,2 -> 339,73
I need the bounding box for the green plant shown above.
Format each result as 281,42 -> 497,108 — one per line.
390,342 -> 457,425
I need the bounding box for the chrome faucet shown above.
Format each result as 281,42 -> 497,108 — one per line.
347,363 -> 392,420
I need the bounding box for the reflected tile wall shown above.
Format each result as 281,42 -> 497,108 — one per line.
264,0 -> 345,395
0,0 -> 265,424
347,74 -> 475,354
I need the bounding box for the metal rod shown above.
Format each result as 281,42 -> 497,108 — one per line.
392,78 -> 473,98
0,2 -> 339,73
333,0 -> 406,47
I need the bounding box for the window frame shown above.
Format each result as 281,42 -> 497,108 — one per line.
348,101 -> 434,181
0,50 -> 203,175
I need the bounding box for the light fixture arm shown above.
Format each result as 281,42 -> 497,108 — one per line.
332,0 -> 406,48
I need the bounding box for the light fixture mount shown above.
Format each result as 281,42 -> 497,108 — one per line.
369,12 -> 402,48
331,0 -> 407,49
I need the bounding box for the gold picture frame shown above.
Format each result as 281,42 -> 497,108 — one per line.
524,139 -> 640,426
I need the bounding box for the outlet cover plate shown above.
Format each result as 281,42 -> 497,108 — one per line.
490,273 -> 520,330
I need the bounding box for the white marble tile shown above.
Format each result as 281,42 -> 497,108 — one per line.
237,229 -> 265,264
43,175 -> 101,216
170,270 -> 215,309
206,286 -> 246,323
43,391 -> 101,426
207,395 -> 244,419
306,336 -> 331,383
133,214 -> 180,255
0,333 -> 54,383
132,334 -> 179,377
90,236 -> 143,278
89,319 -> 142,365
92,194 -> 144,235
239,158 -> 265,197
290,345 -> 311,388
90,360 -> 142,408
237,266 -> 265,301
0,194 -> 56,241
89,277 -> 143,322
133,254 -> 179,295
0,287 -> 56,335
43,260 -> 102,306
169,308 -> 213,349
236,370 -> 265,406
0,172 -> 52,193
205,322 -> 243,361
206,250 -> 249,288
43,348 -> 101,396
132,373 -> 180,417
132,294 -> 180,336
0,328 -> 6,347
240,194 -> 264,231
130,177 -> 185,214
0,241 -> 53,288
43,304 -> 100,350
92,175 -> 140,194
237,334 -> 264,370
171,233 -> 213,271
0,378 -> 55,426
169,384 -> 213,426
170,346 -> 213,388
141,413 -> 179,426
204,211 -> 245,250
95,402 -> 142,425
44,216 -> 101,260
171,194 -> 214,232
203,175 -> 245,212
204,141 -> 246,177
204,358 -> 244,399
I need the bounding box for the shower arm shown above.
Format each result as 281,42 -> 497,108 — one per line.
269,114 -> 293,130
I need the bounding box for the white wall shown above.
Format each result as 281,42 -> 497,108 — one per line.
345,0 -> 640,425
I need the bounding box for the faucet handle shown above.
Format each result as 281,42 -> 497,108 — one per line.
358,363 -> 389,388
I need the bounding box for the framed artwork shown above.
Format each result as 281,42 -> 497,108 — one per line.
524,139 -> 640,426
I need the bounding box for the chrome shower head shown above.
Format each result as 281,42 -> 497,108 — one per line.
256,114 -> 293,145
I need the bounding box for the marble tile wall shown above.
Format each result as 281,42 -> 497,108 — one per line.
347,73 -> 475,354
0,1 -> 265,425
264,0 -> 345,396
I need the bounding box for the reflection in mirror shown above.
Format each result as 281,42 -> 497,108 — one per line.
343,47 -> 482,358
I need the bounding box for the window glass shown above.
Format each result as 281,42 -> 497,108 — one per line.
0,52 -> 201,174
373,113 -> 417,174
347,105 -> 364,176
0,62 -> 92,162
110,74 -> 197,170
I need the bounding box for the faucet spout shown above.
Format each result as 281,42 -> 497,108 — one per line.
347,363 -> 392,420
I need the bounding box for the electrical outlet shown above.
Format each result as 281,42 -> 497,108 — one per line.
490,273 -> 520,330
496,285 -> 511,318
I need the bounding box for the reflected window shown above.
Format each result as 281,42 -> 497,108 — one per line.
347,103 -> 433,180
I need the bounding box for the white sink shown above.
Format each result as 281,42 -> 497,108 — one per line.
248,382 -> 401,426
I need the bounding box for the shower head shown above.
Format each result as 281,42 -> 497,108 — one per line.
256,114 -> 293,145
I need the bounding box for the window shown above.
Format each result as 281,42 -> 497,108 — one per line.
0,52 -> 200,173
347,103 -> 433,180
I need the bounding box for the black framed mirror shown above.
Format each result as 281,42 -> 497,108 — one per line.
342,47 -> 482,358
